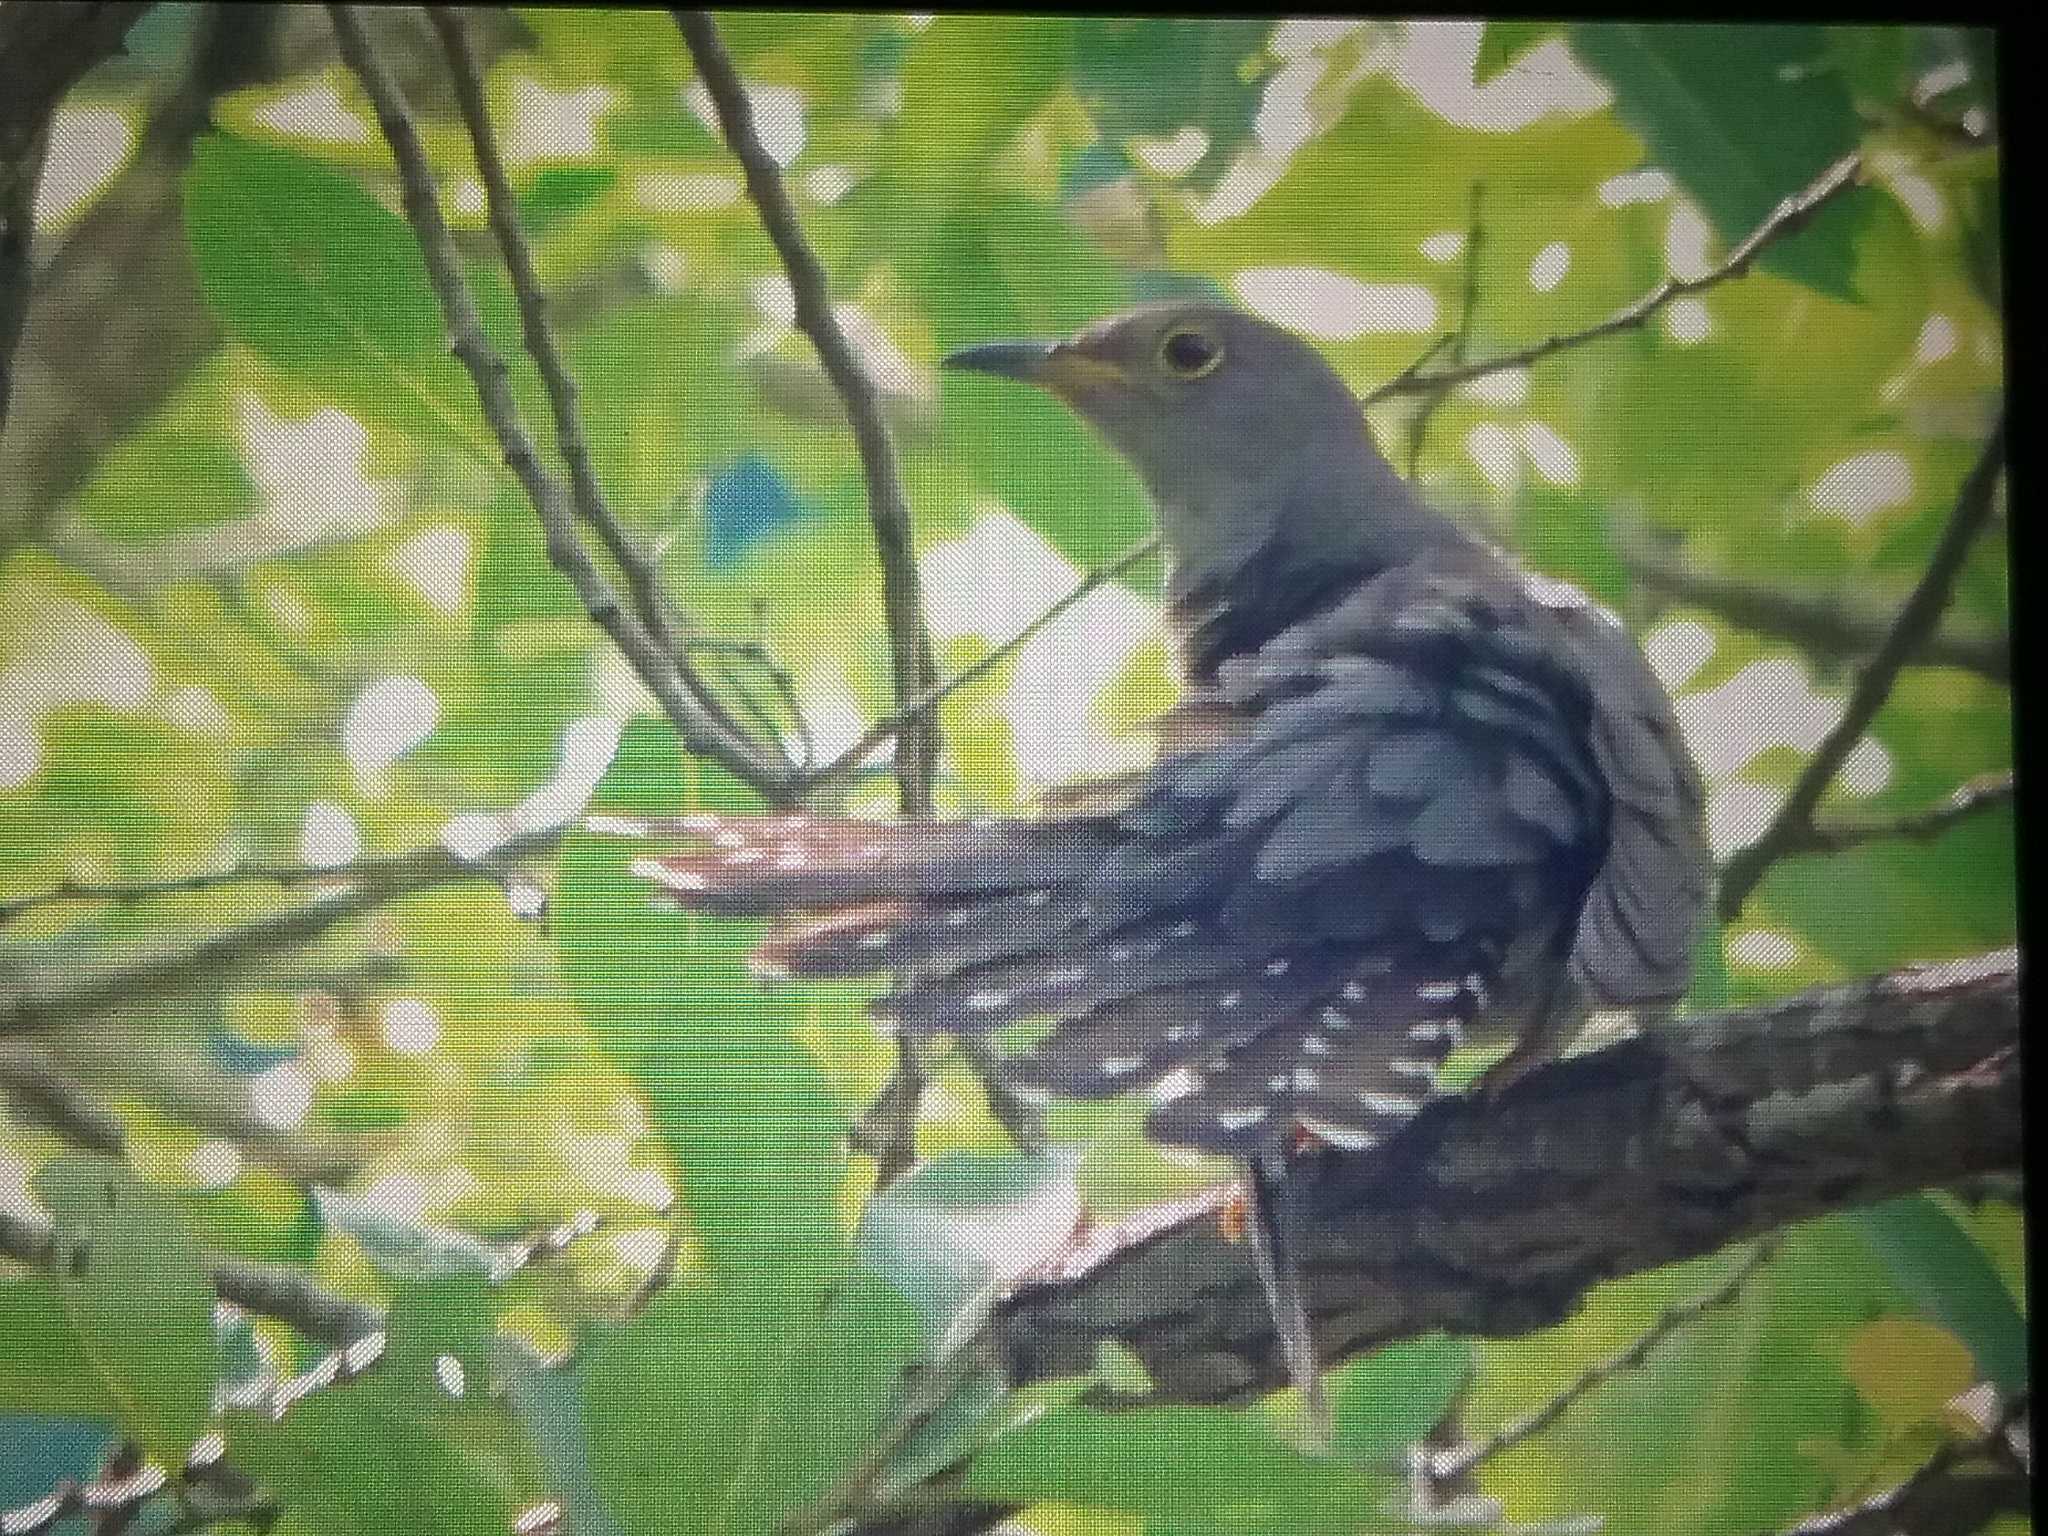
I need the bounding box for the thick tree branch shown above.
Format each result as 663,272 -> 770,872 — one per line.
0,1041 -> 129,1154
0,2 -> 153,452
676,8 -> 942,818
327,5 -> 795,800
1719,418 -> 2006,919
990,948 -> 2019,1407
1617,523 -> 2009,685
1364,153 -> 1866,404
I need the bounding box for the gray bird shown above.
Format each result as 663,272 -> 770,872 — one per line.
619,302 -> 1710,1445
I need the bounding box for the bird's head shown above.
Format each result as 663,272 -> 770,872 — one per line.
943,302 -> 1427,588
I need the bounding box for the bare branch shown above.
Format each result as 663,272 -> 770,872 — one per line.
801,534 -> 1163,795
326,5 -> 795,800
1774,774 -> 2014,861
46,1032 -> 365,1185
1364,153 -> 1866,404
0,827 -> 563,1036
0,2 -> 154,451
676,8 -> 942,818
0,845 -> 528,926
1617,522 -> 2009,684
0,1041 -> 128,1154
423,5 -> 773,774
1400,180 -> 1486,477
1718,417 -> 2006,919
0,1205 -> 381,1343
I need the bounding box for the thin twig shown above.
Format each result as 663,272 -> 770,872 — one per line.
0,1041 -> 128,1154
424,10 -> 663,645
1774,1391 -> 2029,1536
676,8 -> 941,818
1364,153 -> 1866,404
1403,180 -> 1486,477
683,630 -> 816,771
853,1035 -> 926,1189
801,533 -> 1163,794
328,5 -> 794,801
0,1205 -> 381,1342
1616,522 -> 2009,685
953,1036 -> 1048,1154
1428,1239 -> 1782,1484
424,7 -> 772,772
1772,774 -> 2015,860
1719,417 -> 2006,919
0,847 -> 517,925
0,826 -> 564,1036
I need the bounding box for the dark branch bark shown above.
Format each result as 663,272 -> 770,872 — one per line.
1363,153 -> 1866,404
991,949 -> 2019,1406
1720,419 -> 2007,919
677,8 -> 942,818
1616,524 -> 2009,685
0,827 -> 563,1037
0,2 -> 154,462
328,5 -> 795,798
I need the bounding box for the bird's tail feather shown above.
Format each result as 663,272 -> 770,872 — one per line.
1244,1150 -> 1332,1452
598,809 -> 1119,978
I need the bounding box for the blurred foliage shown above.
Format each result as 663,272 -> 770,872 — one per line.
0,12 -> 2014,1536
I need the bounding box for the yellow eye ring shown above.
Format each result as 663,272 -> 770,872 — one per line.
1158,328 -> 1224,380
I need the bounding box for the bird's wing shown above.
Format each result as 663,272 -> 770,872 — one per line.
623,551 -> 1703,1155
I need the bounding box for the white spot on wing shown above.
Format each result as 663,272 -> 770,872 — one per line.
1298,1117 -> 1377,1150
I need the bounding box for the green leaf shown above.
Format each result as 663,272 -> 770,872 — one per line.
1567,23 -> 1871,299
962,1405 -> 1390,1526
1473,22 -> 1560,85
185,134 -> 445,368
580,1266 -> 924,1533
227,1389 -> 516,1536
34,1155 -> 217,1461
1847,1196 -> 2028,1394
857,1146 -> 1081,1351
1823,26 -> 1908,106
382,1274 -> 499,1394
1332,1333 -> 1473,1467
1072,19 -> 1273,184
892,16 -> 1071,189
502,1352 -> 630,1536
558,720 -> 849,1284
0,1278 -> 122,1421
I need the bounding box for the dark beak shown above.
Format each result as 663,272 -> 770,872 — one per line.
939,339 -> 1058,381
941,339 -> 1129,397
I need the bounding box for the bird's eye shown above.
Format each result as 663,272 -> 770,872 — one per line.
1159,328 -> 1223,379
